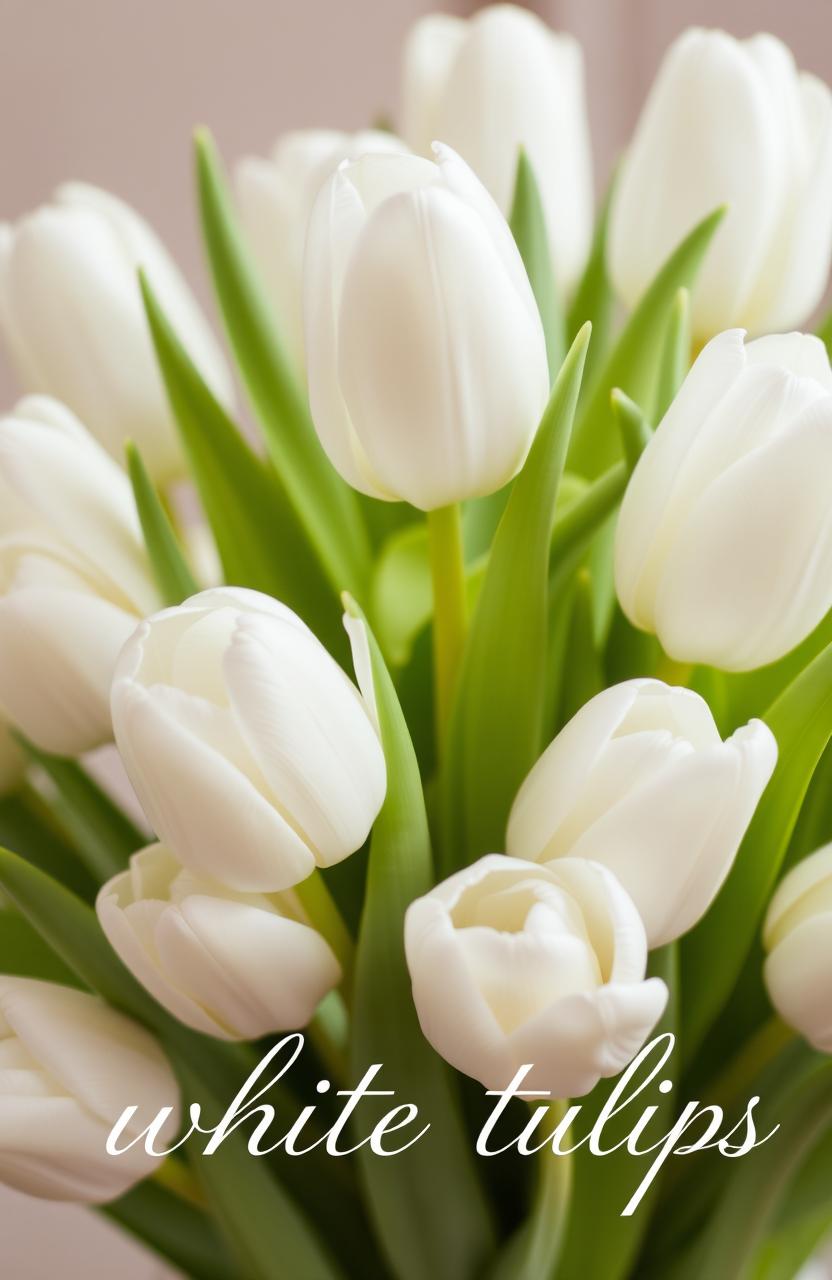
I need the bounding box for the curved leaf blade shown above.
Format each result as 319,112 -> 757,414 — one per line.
510,148 -> 565,382
195,130 -> 370,599
569,207 -> 724,477
344,597 -> 496,1280
126,441 -> 199,604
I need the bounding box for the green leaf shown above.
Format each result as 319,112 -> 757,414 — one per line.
557,568 -> 604,725
125,441 -> 199,604
140,271 -> 345,659
20,737 -> 143,884
344,596 -> 496,1280
652,287 -> 690,423
104,1178 -> 235,1280
0,788 -> 95,900
685,1058 -> 832,1280
682,636 -> 832,1057
556,945 -> 679,1280
509,148 -> 566,382
567,172 -> 617,398
569,207 -> 725,477
371,523 -> 433,667
0,907 -> 78,985
195,129 -> 370,600
178,1060 -> 344,1280
441,326 -> 590,872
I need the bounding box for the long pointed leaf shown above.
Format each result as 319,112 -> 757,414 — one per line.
569,207 -> 724,477
126,441 -> 199,604
104,1179 -> 235,1280
344,597 -> 496,1280
568,172 -> 617,397
195,130 -> 370,599
682,637 -> 832,1056
140,272 -> 345,659
441,327 -> 590,871
509,148 -> 565,382
0,789 -> 95,900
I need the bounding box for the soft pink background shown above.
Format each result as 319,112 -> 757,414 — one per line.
1,0 -> 831,1274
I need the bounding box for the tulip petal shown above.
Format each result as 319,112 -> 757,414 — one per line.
765,912 -> 832,1052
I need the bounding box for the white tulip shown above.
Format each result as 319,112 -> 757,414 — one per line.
615,329 -> 832,671
507,679 -> 777,947
764,844 -> 832,1054
401,5 -> 593,294
111,587 -> 386,892
303,143 -> 549,510
0,976 -> 179,1202
236,129 -> 408,372
97,843 -> 341,1039
0,183 -> 234,482
609,28 -> 832,341
0,397 -> 160,755
405,854 -> 667,1097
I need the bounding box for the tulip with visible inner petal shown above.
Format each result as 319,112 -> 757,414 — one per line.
404,854 -> 667,1097
0,397 -> 161,755
236,128 -> 408,373
764,844 -> 832,1054
507,679 -> 777,947
401,5 -> 593,295
0,976 -> 179,1202
97,843 -> 341,1040
111,587 -> 386,893
614,329 -> 832,671
0,183 -> 234,482
303,143 -> 549,511
608,28 -> 832,341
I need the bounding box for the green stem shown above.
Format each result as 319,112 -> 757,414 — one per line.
426,503 -> 467,754
307,990 -> 350,1084
655,651 -> 694,687
490,1100 -> 573,1280
292,870 -> 355,1003
704,1014 -> 795,1111
151,1155 -> 206,1208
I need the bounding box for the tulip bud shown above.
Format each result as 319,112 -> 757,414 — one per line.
405,854 -> 667,1097
303,143 -> 549,510
0,183 -> 234,482
764,845 -> 832,1053
401,6 -> 593,294
507,679 -> 776,947
111,587 -> 386,892
0,976 -> 179,1202
0,397 -> 160,755
608,28 -> 832,340
615,329 -> 832,671
97,843 -> 341,1039
236,129 -> 408,373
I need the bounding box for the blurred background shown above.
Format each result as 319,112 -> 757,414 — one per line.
1,0 -> 831,1274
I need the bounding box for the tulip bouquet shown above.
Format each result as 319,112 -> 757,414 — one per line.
1,6 -> 832,1279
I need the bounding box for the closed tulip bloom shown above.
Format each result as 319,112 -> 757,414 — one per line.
764,845 -> 832,1053
609,29 -> 832,340
97,843 -> 341,1039
236,129 -> 408,372
0,976 -> 179,1202
111,587 -> 386,892
405,854 -> 667,1097
401,6 -> 593,294
0,397 -> 160,755
507,680 -> 776,947
0,183 -> 234,481
615,330 -> 832,671
303,143 -> 549,510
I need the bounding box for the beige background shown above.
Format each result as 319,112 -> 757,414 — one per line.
1,0 -> 832,1275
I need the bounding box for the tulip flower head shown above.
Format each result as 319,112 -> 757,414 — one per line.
609,28 -> 832,340
111,587 -> 387,893
401,5 -> 593,293
98,843 -> 341,1039
0,397 -> 161,754
303,143 -> 549,510
236,128 -> 409,372
0,183 -> 234,481
764,844 -> 832,1053
0,976 -> 179,1202
615,329 -> 832,671
405,854 -> 667,1097
507,679 -> 777,947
